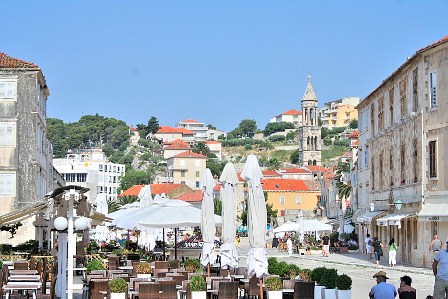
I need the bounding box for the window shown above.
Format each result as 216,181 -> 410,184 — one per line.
370,105 -> 375,135
0,80 -> 16,99
400,78 -> 407,118
429,140 -> 437,178
389,87 -> 394,125
181,171 -> 185,177
295,197 -> 302,204
371,160 -> 375,190
378,97 -> 384,131
412,68 -> 418,112
279,197 -> 285,204
99,164 -> 103,172
389,148 -> 394,186
196,181 -> 200,188
430,71 -> 437,108
180,181 -> 185,185
400,145 -> 405,184
0,123 -> 15,146
364,148 -> 369,167
196,171 -> 200,177
413,139 -> 418,182
379,152 -> 383,189
0,173 -> 15,195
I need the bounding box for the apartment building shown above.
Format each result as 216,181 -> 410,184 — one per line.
154,126 -> 195,144
354,35 -> 448,267
0,52 -> 63,243
53,149 -> 125,203
166,150 -> 207,190
319,97 -> 360,128
175,119 -> 209,141
269,109 -> 303,128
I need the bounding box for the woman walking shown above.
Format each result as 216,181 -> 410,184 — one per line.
389,238 -> 398,267
372,237 -> 384,267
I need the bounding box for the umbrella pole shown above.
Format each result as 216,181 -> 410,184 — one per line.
162,228 -> 166,261
174,228 -> 178,260
207,263 -> 210,277
259,278 -> 264,299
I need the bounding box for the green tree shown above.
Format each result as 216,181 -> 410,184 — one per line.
192,142 -> 211,157
290,149 -> 301,164
263,122 -> 295,136
335,161 -> 351,200
238,192 -> 278,226
108,196 -> 138,213
214,198 -> 222,215
207,124 -> 216,130
267,158 -> 281,170
119,169 -> 152,193
238,119 -> 257,137
147,116 -> 160,134
349,119 -> 358,129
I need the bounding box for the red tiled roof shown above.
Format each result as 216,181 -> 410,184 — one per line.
261,178 -> 309,191
156,126 -> 194,135
213,184 -> 221,191
164,140 -> 191,150
279,168 -> 311,174
419,35 -> 448,52
205,141 -> 221,145
129,127 -> 137,131
173,151 -> 207,158
349,131 -> 358,138
175,190 -> 203,202
342,151 -> 352,157
262,170 -> 282,177
118,184 -> 186,197
305,165 -> 331,174
282,109 -> 302,115
180,119 -> 200,123
0,52 -> 39,69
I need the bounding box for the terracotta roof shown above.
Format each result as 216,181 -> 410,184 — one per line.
175,190 -> 203,202
279,168 -> 311,174
173,151 -> 207,158
261,178 -> 309,191
262,170 -> 282,177
282,109 -> 302,115
419,35 -> 448,52
348,131 -> 358,138
305,165 -> 331,174
342,151 -> 352,157
156,126 -> 194,135
0,52 -> 39,69
213,184 -> 221,191
180,119 -> 200,123
164,140 -> 191,150
205,141 -> 221,145
118,183 -> 186,197
129,127 -> 137,131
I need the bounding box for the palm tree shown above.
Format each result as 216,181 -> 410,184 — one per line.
335,161 -> 351,200
107,195 -> 139,213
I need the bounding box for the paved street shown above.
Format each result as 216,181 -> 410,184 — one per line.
238,237 -> 434,299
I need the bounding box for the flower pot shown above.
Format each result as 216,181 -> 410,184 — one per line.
323,288 -> 337,299
267,290 -> 283,299
191,291 -> 207,299
314,285 -> 325,299
295,281 -> 315,299
337,289 -> 351,299
137,273 -> 152,279
110,292 -> 126,299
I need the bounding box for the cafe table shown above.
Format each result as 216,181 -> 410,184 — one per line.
3,282 -> 41,299
9,270 -> 38,275
8,275 -> 41,282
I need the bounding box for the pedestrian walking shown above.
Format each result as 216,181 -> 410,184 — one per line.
321,233 -> 330,257
372,237 -> 384,267
397,275 -> 416,299
369,270 -> 397,298
366,233 -> 373,260
286,236 -> 293,257
430,235 -> 443,261
432,238 -> 448,299
388,238 -> 398,267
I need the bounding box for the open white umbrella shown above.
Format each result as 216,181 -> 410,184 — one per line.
200,169 -> 217,274
219,163 -> 239,271
138,185 -> 153,207
242,154 -> 268,299
273,221 -> 300,233
298,210 -> 305,244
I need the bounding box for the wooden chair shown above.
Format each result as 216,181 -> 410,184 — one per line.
170,259 -> 180,269
159,279 -> 177,299
282,279 -> 295,299
235,266 -> 248,276
108,256 -> 119,270
245,275 -> 260,299
217,281 -> 239,299
89,279 -> 110,299
13,261 -> 29,270
138,282 -> 160,299
90,270 -> 107,277
155,261 -> 169,269
37,275 -> 57,299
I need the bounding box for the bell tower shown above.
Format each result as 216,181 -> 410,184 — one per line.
298,75 -> 321,166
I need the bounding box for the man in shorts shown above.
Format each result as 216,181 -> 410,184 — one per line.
321,233 -> 330,257
365,233 -> 373,260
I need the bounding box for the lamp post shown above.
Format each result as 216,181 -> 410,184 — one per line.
394,199 -> 403,211
370,202 -> 375,212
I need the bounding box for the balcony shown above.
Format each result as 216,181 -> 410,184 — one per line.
156,176 -> 174,183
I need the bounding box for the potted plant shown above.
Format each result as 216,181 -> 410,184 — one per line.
311,267 -> 326,299
265,276 -> 283,299
86,259 -> 105,273
184,258 -> 200,273
108,277 -> 128,299
336,274 -> 352,299
295,269 -> 315,299
321,268 -> 338,299
190,275 -> 206,299
136,261 -> 152,278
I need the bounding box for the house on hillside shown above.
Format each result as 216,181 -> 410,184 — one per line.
129,127 -> 140,146
278,168 -> 313,180
154,126 -> 195,144
204,140 -> 222,160
162,139 -> 192,160
269,109 -> 303,128
319,97 -> 360,129
164,151 -> 207,190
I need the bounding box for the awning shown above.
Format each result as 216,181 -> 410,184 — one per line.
356,210 -> 387,223
0,202 -> 47,226
376,213 -> 415,228
418,203 -> 448,222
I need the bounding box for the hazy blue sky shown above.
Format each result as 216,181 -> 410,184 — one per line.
2,1 -> 447,131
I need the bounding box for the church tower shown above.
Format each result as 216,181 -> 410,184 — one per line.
298,75 -> 321,166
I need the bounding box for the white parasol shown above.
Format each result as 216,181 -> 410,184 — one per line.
241,155 -> 268,280
298,210 -> 305,244
138,185 -> 153,207
200,169 -> 217,269
219,163 -> 239,270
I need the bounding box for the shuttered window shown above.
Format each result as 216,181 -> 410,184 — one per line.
0,81 -> 16,99
0,173 -> 15,195
0,123 -> 15,146
430,72 -> 437,108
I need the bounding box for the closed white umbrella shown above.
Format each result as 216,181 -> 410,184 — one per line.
298,210 -> 305,244
138,185 -> 153,207
219,163 -> 239,271
200,169 -> 217,273
242,154 -> 268,287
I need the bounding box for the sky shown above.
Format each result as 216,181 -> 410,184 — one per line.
1,1 -> 447,132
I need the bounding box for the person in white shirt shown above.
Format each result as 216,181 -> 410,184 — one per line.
365,233 -> 373,260
286,236 -> 293,257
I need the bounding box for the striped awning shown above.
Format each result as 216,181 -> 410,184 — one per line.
376,213 -> 415,227
0,202 -> 47,226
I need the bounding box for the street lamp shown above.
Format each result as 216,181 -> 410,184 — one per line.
394,199 -> 403,211
370,202 -> 375,212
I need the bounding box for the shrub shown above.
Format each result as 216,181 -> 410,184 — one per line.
311,267 -> 327,285
136,262 -> 152,274
86,259 -> 105,273
267,257 -> 278,274
190,275 -> 206,291
265,276 -> 282,291
108,277 -> 128,293
268,135 -> 286,142
321,268 -> 338,289
286,264 -> 301,278
184,258 -> 200,273
271,261 -> 289,276
0,260 -> 3,269
336,274 -> 352,290
299,269 -> 312,282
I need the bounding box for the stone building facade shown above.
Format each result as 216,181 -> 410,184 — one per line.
0,52 -> 62,244
298,76 -> 321,166
354,35 -> 448,267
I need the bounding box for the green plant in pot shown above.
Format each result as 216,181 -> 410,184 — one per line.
336,274 -> 352,299
190,275 -> 206,299
286,264 -> 301,279
136,262 -> 152,275
86,259 -> 105,273
184,258 -> 200,273
299,269 -> 312,282
109,277 -> 127,299
321,268 -> 338,299
310,267 -> 327,285
265,276 -> 283,299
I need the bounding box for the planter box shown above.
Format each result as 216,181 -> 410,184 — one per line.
337,290 -> 352,299
323,288 -> 337,299
314,285 -> 325,299
191,291 -> 207,299
267,290 -> 282,299
110,292 -> 126,299
295,281 -> 315,299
